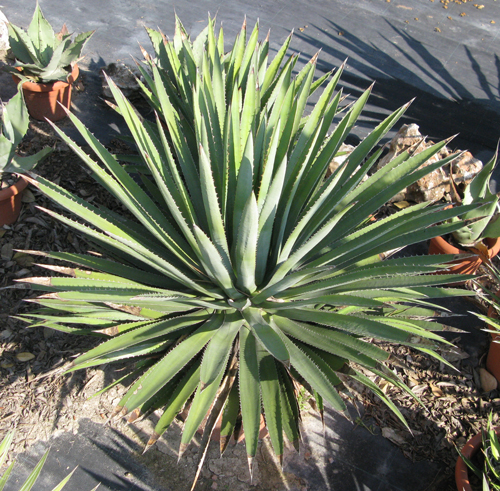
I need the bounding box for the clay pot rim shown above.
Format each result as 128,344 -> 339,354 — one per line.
455,427 -> 500,491
0,174 -> 28,201
430,235 -> 500,259
12,63 -> 79,92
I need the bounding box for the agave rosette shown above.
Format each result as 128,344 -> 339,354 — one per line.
7,3 -> 94,83
18,17 -> 480,477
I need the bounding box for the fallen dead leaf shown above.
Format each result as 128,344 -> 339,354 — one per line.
382,427 -> 407,445
13,252 -> 35,267
1,243 -> 13,261
430,383 -> 445,397
21,189 -> 36,203
15,352 -> 36,362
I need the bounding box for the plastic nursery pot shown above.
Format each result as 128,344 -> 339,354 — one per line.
455,427 -> 500,491
0,175 -> 28,226
12,64 -> 79,122
428,235 -> 500,275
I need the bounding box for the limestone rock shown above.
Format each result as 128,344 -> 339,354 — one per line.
101,63 -> 142,99
326,143 -> 368,182
378,124 -> 482,203
326,143 -> 356,178
480,367 -> 498,392
377,124 -> 424,170
0,11 -> 10,52
405,150 -> 483,203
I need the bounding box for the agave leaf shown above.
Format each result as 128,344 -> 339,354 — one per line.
198,143 -> 231,259
270,203 -> 355,286
31,202 -> 219,297
64,79 -> 198,268
261,31 -> 293,97
277,365 -> 300,449
31,38 -> 68,82
58,30 -> 95,68
296,343 -> 345,401
7,148 -> 52,173
0,431 -> 14,468
280,334 -> 347,415
49,468 -> 78,491
271,315 -> 388,367
219,381 -> 240,455
234,192 -> 259,293
232,131 -> 254,242
258,351 -> 284,463
18,449 -> 50,491
152,362 -> 201,443
0,462 -> 14,491
348,370 -> 409,429
226,18 -> 247,97
255,154 -> 287,286
200,313 -> 242,389
192,225 -> 240,299
151,65 -> 206,226
7,23 -> 40,65
238,20 -> 260,89
71,311 -> 209,367
180,365 -> 225,450
122,314 -> 224,413
285,90 -> 344,232
240,69 -> 258,153
239,325 -> 261,462
23,250 -> 176,289
275,307 -> 414,344
243,308 -> 289,365
2,89 -> 29,145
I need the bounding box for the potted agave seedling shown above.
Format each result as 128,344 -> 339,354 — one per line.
5,2 -> 94,121
0,89 -> 51,226
15,17 -> 488,487
429,150 -> 500,274
456,412 -> 500,491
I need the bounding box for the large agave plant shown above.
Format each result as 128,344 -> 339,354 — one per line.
18,17 -> 481,485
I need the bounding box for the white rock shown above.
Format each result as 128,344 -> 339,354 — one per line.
0,11 -> 10,52
377,124 -> 482,203
480,368 -> 498,392
326,143 -> 356,178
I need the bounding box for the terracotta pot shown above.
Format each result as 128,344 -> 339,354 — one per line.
428,235 -> 500,275
12,64 -> 79,122
455,427 -> 500,491
0,175 -> 28,226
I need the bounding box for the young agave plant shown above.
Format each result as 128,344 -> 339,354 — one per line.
0,89 -> 52,177
18,17 -> 481,484
451,151 -> 500,248
6,2 -> 94,83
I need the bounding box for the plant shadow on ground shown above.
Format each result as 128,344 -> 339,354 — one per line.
294,19 -> 500,164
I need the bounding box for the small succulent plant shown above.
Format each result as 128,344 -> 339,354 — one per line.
0,89 -> 51,179
6,2 -> 94,83
459,412 -> 500,491
451,151 -> 500,249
